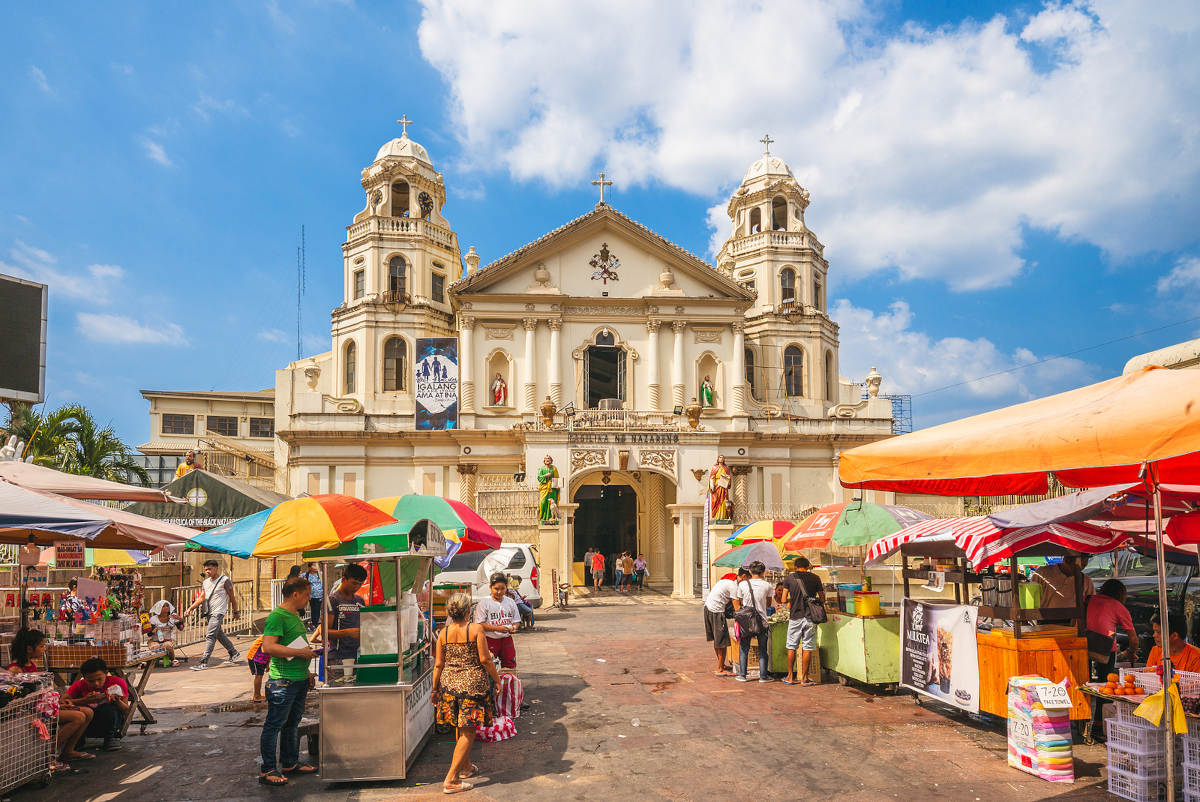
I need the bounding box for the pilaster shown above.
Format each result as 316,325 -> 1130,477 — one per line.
522,317 -> 538,413
456,463 -> 477,508
647,319 -> 662,412
548,319 -> 563,406
671,321 -> 686,408
459,315 -> 476,425
668,502 -> 702,599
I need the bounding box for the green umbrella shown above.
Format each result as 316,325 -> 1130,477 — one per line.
711,542 -> 784,571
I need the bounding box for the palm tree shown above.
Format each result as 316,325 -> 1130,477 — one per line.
59,405 -> 150,486
1,402 -> 80,466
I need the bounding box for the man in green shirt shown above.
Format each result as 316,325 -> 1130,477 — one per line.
258,577 -> 318,787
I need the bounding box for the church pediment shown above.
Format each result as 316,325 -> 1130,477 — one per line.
452,205 -> 753,302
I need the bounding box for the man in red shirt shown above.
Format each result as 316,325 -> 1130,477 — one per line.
591,551 -> 605,591
67,657 -> 130,751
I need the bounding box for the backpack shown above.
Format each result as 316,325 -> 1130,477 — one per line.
734,579 -> 766,637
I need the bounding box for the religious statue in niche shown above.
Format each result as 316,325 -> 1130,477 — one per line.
708,455 -> 732,522
492,373 -> 508,406
700,375 -> 715,408
538,455 -> 560,522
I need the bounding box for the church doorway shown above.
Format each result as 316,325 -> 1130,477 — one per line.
585,344 -> 625,408
573,483 -> 637,571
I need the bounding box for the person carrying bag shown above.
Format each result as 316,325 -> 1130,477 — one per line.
733,561 -> 774,683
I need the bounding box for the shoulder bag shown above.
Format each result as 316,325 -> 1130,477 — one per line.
797,575 -> 828,624
734,579 -> 766,636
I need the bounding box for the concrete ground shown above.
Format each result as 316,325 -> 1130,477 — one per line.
9,591 -> 1113,801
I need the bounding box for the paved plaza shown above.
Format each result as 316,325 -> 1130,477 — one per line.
15,593 -> 1111,801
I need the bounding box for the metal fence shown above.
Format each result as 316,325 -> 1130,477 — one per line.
170,580 -> 254,647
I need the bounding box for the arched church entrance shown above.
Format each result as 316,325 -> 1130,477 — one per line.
569,469 -> 676,589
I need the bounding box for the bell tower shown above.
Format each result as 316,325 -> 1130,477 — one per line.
330,118 -> 461,410
717,137 -> 840,410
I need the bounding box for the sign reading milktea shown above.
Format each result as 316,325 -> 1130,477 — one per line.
900,598 -> 980,713
415,337 -> 459,430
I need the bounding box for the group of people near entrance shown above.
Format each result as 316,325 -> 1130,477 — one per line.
703,557 -> 823,684
584,547 -> 647,592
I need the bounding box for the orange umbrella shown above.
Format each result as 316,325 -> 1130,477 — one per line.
838,367 -> 1200,495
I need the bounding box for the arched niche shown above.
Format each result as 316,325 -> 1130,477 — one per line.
696,351 -> 722,410
485,348 -> 514,409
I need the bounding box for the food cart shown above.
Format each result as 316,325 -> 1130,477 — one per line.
303,519 -> 446,782
898,539 -> 1091,721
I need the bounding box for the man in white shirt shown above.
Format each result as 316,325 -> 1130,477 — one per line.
183,559 -> 241,670
733,561 -> 776,682
704,567 -> 749,677
472,572 -> 520,670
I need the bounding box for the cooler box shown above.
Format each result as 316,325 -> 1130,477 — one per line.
354,652 -> 398,685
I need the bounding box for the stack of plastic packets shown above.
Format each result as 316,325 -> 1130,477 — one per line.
1007,676 -> 1075,783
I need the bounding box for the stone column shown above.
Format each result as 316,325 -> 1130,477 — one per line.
522,317 -> 538,413
646,319 -> 662,411
671,321 -> 686,408
459,315 -> 476,416
553,502 -> 579,589
547,319 -> 563,406
668,502 -> 702,599
457,463 -> 477,508
646,472 -> 666,576
730,322 -> 746,414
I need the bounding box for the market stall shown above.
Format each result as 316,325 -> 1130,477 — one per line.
303,518 -> 447,782
0,672 -> 56,795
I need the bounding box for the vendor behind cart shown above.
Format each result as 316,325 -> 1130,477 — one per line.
325,564 -> 367,683
1030,556 -> 1094,625
1146,612 -> 1200,673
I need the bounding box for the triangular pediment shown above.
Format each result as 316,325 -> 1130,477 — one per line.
452,205 -> 753,301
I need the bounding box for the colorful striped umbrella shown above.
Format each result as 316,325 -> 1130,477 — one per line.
724,520 -> 795,546
190,494 -> 396,558
368,495 -> 502,553
711,542 -> 785,571
784,502 -> 932,551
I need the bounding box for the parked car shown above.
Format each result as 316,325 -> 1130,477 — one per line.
1084,549 -> 1194,663
435,543 -> 542,609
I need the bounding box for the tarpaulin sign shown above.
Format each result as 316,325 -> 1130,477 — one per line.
415,337 -> 458,430
900,598 -> 980,713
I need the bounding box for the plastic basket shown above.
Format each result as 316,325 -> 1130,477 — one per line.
1185,736 -> 1200,766
1109,742 -> 1169,779
1108,765 -> 1169,802
1115,703 -> 1141,723
1108,719 -> 1170,754
1185,760 -> 1200,792
1123,668 -> 1164,694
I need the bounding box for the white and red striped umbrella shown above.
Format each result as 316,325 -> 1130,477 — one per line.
865,516 -> 1132,570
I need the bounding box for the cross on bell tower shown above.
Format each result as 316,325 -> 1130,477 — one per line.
759,133 -> 774,156
591,172 -> 613,205
397,114 -> 413,137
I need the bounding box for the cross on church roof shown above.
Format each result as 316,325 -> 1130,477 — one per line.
591,172 -> 613,205
397,115 -> 413,137
760,133 -> 774,156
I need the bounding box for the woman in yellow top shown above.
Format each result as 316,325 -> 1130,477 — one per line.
1145,613 -> 1200,673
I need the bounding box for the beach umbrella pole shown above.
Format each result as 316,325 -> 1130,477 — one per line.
1152,475 -> 1176,800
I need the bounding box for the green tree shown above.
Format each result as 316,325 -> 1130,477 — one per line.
1,402 -> 80,466
57,405 -> 150,486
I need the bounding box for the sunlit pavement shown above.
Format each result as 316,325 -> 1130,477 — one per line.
14,598 -> 1111,801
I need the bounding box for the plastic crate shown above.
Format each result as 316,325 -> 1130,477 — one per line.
1110,742 -> 1169,779
1185,736 -> 1200,766
1185,761 -> 1200,792
1123,668 -> 1164,694
1108,719 -> 1170,754
1108,765 -> 1169,802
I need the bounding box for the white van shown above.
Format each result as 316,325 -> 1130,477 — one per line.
436,543 -> 542,608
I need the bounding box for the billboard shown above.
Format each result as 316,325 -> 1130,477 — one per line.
414,337 -> 458,430
0,273 -> 47,403
900,598 -> 980,713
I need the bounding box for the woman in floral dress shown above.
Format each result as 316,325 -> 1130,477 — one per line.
433,593 -> 503,793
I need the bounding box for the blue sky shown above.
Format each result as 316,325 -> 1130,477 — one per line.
2,0 -> 1199,446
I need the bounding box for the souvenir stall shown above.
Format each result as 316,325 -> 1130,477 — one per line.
303,519 -> 447,782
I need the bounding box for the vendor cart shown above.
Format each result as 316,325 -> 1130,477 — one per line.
898,540 -> 1092,721
303,519 -> 446,782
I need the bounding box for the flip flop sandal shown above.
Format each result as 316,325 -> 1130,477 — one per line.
444,781 -> 474,794
461,763 -> 480,778
781,679 -> 797,685
283,764 -> 317,775
800,681 -> 816,687
259,771 -> 288,786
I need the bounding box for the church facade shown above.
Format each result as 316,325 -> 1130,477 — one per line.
274,127 -> 895,597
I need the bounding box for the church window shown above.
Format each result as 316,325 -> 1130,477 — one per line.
161,413 -> 194,435
431,271 -> 445,303
749,208 -> 762,235
383,337 -> 407,392
206,415 -> 238,437
813,278 -> 823,311
344,341 -> 357,394
249,417 -> 274,438
391,181 -> 410,217
418,191 -> 434,218
784,346 -> 804,397
353,269 -> 365,300
388,256 -> 407,300
745,347 -> 758,400
825,351 -> 835,400
771,196 -> 787,230
780,268 -> 796,305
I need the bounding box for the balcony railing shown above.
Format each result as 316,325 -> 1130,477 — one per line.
729,230 -> 820,257
346,216 -> 457,251
532,409 -> 682,432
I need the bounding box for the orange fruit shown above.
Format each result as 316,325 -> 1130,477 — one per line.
1108,673 -> 1120,683
1135,687 -> 1145,695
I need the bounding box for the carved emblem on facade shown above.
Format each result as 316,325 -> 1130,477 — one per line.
693,329 -> 723,344
589,242 -> 620,285
570,448 -> 608,473
639,449 -> 676,474
321,395 -> 364,414
485,327 -> 514,340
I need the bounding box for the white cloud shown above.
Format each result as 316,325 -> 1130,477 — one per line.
1157,256 -> 1200,295
258,328 -> 290,344
265,0 -> 296,34
418,0 -> 1200,291
141,138 -> 172,166
28,66 -> 51,94
281,119 -> 302,138
15,215 -> 29,225
832,297 -> 1094,426
192,94 -> 248,122
77,313 -> 188,346
110,62 -> 134,76
0,242 -> 125,303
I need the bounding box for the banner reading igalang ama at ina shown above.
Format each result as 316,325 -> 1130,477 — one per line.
900,597 -> 980,713
415,337 -> 458,430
